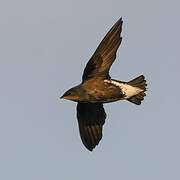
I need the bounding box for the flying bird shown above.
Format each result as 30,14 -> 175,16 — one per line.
61,18 -> 147,151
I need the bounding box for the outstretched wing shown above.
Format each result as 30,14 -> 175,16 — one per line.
82,18 -> 123,81
77,102 -> 106,151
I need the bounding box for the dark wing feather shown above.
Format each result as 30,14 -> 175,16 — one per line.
77,102 -> 106,151
82,18 -> 123,81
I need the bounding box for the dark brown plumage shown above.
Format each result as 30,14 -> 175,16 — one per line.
77,103 -> 106,151
82,18 -> 122,81
61,18 -> 147,151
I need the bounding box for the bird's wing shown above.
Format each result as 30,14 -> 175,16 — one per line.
82,18 -> 123,82
77,102 -> 106,151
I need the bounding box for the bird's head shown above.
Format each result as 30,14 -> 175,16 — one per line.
60,85 -> 86,102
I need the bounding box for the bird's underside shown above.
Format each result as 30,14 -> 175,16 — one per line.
61,18 -> 147,151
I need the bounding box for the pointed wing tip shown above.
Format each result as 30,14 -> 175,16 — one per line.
115,18 -> 123,32
82,128 -> 103,151
85,143 -> 98,152
86,146 -> 94,152
118,17 -> 123,24
117,17 -> 123,27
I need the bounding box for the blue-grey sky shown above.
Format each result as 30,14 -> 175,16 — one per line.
0,0 -> 180,179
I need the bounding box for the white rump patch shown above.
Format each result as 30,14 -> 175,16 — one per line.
104,79 -> 143,99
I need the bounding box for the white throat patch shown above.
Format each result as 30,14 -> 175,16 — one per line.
104,79 -> 143,99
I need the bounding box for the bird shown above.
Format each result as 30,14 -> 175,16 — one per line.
60,18 -> 147,151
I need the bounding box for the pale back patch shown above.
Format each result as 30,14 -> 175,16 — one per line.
104,79 -> 143,99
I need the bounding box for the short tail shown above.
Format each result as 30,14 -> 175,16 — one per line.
127,75 -> 147,105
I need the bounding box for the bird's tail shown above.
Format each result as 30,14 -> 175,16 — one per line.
127,75 -> 147,105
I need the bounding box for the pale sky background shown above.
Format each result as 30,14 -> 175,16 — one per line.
0,0 -> 180,179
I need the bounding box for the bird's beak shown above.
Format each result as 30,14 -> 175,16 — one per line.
60,95 -> 65,99
60,95 -> 70,100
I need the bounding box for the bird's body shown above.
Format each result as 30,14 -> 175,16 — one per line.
61,18 -> 147,151
65,78 -> 145,103
66,78 -> 124,103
